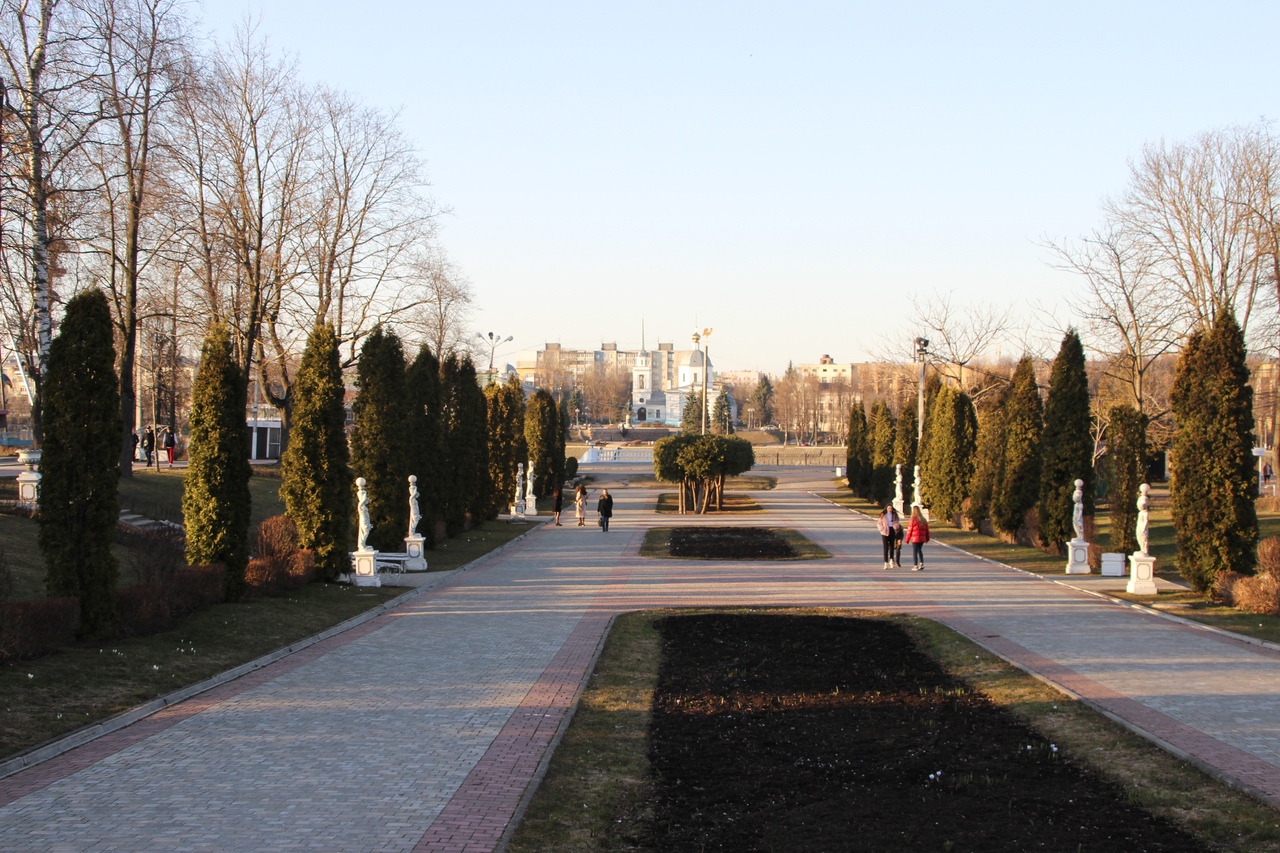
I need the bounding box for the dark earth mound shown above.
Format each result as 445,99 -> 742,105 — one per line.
668,527 -> 796,559
647,613 -> 1207,852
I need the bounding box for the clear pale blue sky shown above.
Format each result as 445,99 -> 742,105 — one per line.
203,1 -> 1279,375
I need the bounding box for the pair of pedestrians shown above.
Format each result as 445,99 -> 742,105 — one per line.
558,485 -> 615,531
877,504 -> 929,570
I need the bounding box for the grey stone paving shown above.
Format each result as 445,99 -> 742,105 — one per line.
4,471 -> 1280,850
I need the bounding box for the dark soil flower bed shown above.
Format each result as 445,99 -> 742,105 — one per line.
648,613 -> 1207,851
668,526 -> 796,559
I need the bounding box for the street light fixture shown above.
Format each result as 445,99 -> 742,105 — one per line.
915,337 -> 930,442
476,332 -> 513,385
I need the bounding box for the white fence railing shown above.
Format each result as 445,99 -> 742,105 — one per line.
579,447 -> 654,464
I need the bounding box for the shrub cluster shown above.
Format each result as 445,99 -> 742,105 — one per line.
245,516 -> 316,598
114,564 -> 227,638
1216,536 -> 1280,615
0,597 -> 79,661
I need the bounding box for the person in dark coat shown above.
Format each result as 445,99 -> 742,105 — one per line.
552,486 -> 564,526
596,489 -> 614,533
141,425 -> 156,468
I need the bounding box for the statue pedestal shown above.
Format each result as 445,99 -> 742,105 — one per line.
1064,538 -> 1091,574
1127,553 -> 1158,595
525,495 -> 537,516
16,470 -> 40,508
510,499 -> 526,518
403,535 -> 428,572
351,548 -> 381,587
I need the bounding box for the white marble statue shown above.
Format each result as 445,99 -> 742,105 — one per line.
912,464 -> 922,507
525,457 -> 536,506
1072,479 -> 1085,541
408,475 -> 421,536
1136,483 -> 1150,555
356,477 -> 372,551
894,464 -> 904,507
514,463 -> 526,509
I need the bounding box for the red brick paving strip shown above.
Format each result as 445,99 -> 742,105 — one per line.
412,535 -> 640,852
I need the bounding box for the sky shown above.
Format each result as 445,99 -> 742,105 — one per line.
200,1 -> 1280,376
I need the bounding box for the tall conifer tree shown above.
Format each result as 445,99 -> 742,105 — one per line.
183,323 -> 252,599
868,400 -> 896,503
893,403 -> 918,500
966,390 -> 1007,530
993,356 -> 1043,535
681,391 -> 704,436
459,358 -> 494,522
281,324 -> 352,581
712,388 -> 733,434
40,290 -> 122,634
921,385 -> 978,524
525,388 -> 563,498
405,344 -> 444,545
1107,404 -> 1148,555
845,401 -> 870,498
349,327 -> 409,552
1037,331 -> 1092,553
486,374 -> 527,515
1170,311 -> 1257,591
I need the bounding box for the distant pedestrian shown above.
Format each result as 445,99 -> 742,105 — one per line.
132,430 -> 140,462
904,505 -> 930,571
891,507 -> 904,568
163,428 -> 177,466
141,425 -> 155,468
876,505 -> 898,570
597,489 -> 614,532
552,485 -> 564,526
1266,461 -> 1273,486
574,484 -> 588,526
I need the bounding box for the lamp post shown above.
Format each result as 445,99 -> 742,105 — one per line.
700,327 -> 713,435
476,332 -> 512,385
915,336 -> 930,442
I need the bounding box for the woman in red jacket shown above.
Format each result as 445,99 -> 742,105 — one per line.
903,505 -> 930,571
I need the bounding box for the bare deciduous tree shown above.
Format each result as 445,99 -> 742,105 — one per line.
81,0 -> 190,474
1113,125 -> 1274,336
406,249 -> 473,362
0,0 -> 103,441
1048,225 -> 1181,416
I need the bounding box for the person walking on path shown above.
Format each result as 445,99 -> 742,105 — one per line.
141,425 -> 156,468
876,505 -> 900,569
904,504 -> 930,571
891,507 -> 905,568
574,484 -> 588,526
163,428 -> 177,466
552,486 -> 564,526
132,430 -> 140,462
596,489 -> 614,532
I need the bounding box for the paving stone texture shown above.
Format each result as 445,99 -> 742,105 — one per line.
4,466 -> 1280,851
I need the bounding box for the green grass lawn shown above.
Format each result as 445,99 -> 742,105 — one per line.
4,470 -> 287,603
119,468 -> 284,533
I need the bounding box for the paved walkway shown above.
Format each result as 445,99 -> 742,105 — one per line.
5,469 -> 1280,851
